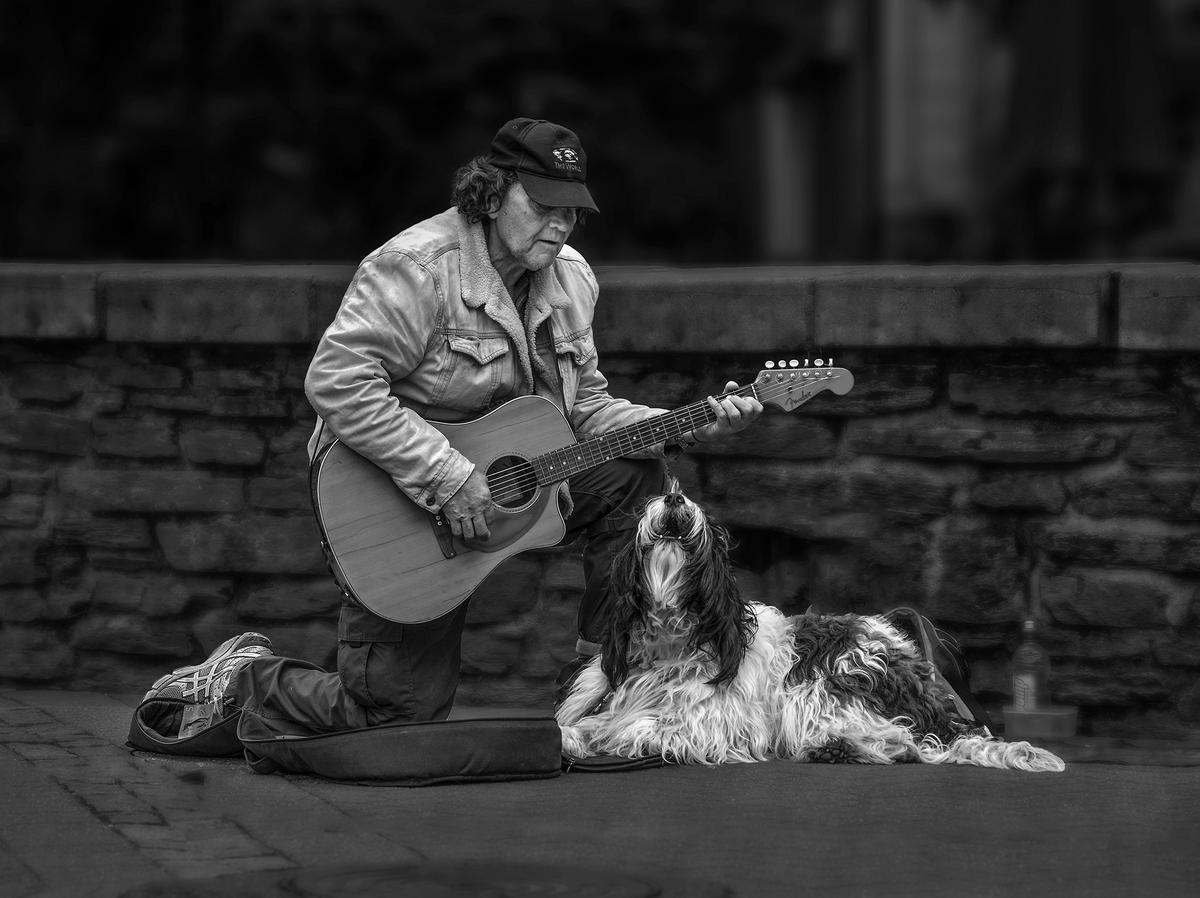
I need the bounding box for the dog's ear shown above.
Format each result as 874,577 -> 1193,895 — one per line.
684,521 -> 756,685
601,535 -> 644,687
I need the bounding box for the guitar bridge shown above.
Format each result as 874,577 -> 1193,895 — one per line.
431,512 -> 458,559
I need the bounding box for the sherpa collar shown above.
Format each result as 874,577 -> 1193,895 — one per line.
455,212 -> 570,394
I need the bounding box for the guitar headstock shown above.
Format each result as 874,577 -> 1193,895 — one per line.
751,358 -> 854,412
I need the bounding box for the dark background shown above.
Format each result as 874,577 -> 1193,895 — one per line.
3,0 -> 1199,265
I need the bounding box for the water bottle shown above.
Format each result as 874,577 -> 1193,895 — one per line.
1011,619 -> 1051,711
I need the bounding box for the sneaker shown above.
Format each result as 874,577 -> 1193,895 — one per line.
144,632 -> 273,737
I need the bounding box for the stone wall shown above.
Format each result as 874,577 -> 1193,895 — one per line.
2,261 -> 1199,737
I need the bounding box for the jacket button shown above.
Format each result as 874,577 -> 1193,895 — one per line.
425,496 -> 436,506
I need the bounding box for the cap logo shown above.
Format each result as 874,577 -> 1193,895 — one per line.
551,146 -> 582,172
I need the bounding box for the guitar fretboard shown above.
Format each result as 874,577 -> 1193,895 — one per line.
531,395 -> 730,485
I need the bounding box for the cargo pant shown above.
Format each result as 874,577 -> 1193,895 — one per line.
230,457 -> 670,736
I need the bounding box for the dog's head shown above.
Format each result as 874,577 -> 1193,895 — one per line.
603,489 -> 755,688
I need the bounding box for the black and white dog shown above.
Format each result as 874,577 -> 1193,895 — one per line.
556,490 -> 1064,772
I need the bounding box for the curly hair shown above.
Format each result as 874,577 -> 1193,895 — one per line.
451,155 -> 590,226
451,156 -> 517,223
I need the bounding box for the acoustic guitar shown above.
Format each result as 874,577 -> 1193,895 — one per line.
310,362 -> 854,622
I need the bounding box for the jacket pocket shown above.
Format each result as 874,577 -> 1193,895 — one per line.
434,333 -> 512,412
555,331 -> 596,367
553,330 -> 596,413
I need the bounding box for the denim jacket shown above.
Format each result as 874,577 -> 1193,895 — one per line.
305,208 -> 665,512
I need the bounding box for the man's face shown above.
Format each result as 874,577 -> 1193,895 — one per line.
487,181 -> 579,272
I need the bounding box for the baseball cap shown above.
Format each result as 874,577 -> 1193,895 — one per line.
487,117 -> 599,213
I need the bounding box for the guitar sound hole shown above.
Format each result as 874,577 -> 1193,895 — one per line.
486,455 -> 537,510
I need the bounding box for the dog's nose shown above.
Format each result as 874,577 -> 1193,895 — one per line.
664,492 -> 685,507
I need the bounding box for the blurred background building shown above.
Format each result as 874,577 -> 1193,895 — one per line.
2,0 -> 1199,265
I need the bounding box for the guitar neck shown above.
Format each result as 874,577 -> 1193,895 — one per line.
531,396 -> 726,486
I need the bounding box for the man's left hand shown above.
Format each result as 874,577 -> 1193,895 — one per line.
690,380 -> 763,444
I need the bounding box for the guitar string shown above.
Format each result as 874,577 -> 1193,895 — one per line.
481,376 -> 836,503
481,384 -> 756,502
480,374 -> 841,505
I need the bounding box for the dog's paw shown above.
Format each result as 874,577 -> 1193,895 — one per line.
559,725 -> 591,759
806,737 -> 859,764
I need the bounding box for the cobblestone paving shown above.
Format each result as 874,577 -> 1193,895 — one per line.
0,692 -> 416,897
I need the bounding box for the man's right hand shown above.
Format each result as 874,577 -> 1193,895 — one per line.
442,469 -> 494,541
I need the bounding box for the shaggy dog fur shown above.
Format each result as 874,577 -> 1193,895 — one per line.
556,491 -> 1065,772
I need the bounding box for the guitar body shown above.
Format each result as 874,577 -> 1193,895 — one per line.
311,395 -> 575,623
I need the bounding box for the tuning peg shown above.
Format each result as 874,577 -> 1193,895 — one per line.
764,360 -> 776,369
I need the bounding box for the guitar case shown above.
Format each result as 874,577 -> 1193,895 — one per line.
128,665 -> 563,787
236,705 -> 563,786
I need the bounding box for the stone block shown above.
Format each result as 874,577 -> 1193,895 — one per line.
156,513 -> 326,574
972,474 -> 1066,513
520,599 -> 579,677
248,476 -> 312,511
0,410 -> 91,456
72,652 -> 180,692
467,555 -> 542,624
0,625 -> 73,680
127,391 -> 213,413
825,364 -> 938,417
78,547 -> 152,571
538,552 -> 585,594
461,621 -> 527,676
0,493 -> 43,527
72,614 -> 194,656
91,572 -> 205,618
239,577 -> 340,620
103,265 -> 314,344
1033,521 -> 1200,574
1070,474 -> 1199,520
209,395 -> 292,418
0,533 -> 48,584
593,266 -> 816,353
691,414 -> 835,460
0,586 -> 91,623
1117,264 -> 1200,351
737,555 -> 808,608
705,459 -> 952,538
311,266 -> 356,333
1040,628 -> 1155,660
1127,429 -> 1200,470
1052,661 -> 1174,705
608,369 -> 701,409
949,367 -> 1174,419
267,428 -> 315,475
1177,678 -> 1200,723
180,426 -> 267,466
92,417 -> 178,458
814,265 -> 1105,348
1152,633 -> 1200,667
925,519 -> 1025,624
807,530 -> 931,613
58,469 -> 244,513
192,367 -> 282,392
0,265 -> 99,339
100,361 -> 185,390
845,415 -> 1118,464
53,512 -> 153,549
454,676 -> 554,709
1041,569 -> 1172,627
11,363 -> 93,402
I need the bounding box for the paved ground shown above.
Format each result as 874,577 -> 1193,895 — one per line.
3,689 -> 1200,898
